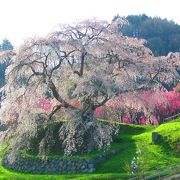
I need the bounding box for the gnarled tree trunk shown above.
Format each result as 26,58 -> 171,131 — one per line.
58,103 -> 116,155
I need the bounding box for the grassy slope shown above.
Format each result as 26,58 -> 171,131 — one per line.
97,119 -> 180,174
0,119 -> 180,179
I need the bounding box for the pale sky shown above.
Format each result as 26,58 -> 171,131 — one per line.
0,0 -> 180,47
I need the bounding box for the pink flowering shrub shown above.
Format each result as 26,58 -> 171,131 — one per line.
95,90 -> 180,125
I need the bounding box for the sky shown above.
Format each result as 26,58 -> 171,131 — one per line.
0,0 -> 180,47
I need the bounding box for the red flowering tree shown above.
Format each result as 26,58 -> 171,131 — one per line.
95,90 -> 180,125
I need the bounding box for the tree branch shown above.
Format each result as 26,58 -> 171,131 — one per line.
47,79 -> 76,110
49,104 -> 63,120
93,95 -> 109,109
74,52 -> 87,77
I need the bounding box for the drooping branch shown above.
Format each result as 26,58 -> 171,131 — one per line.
93,95 -> 109,109
47,78 -> 76,110
50,50 -> 76,76
149,70 -> 161,83
29,65 -> 43,76
49,104 -> 63,120
79,52 -> 87,76
74,52 -> 87,77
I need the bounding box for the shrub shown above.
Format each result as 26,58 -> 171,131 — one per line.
95,90 -> 180,124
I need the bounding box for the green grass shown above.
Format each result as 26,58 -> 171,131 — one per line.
154,120 -> 180,153
97,119 -> 180,171
0,119 -> 180,179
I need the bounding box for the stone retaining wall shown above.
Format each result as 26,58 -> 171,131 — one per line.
3,150 -> 118,174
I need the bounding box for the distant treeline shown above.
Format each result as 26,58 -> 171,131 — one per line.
114,14 -> 180,56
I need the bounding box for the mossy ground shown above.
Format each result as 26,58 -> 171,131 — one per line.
0,118 -> 180,179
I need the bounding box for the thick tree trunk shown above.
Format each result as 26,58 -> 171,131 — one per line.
25,103 -> 116,156
58,106 -> 115,155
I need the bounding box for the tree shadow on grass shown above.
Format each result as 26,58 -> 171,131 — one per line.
155,134 -> 180,158
95,133 -> 137,174
119,124 -> 148,135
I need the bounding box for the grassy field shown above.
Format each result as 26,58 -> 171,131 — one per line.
0,118 -> 179,179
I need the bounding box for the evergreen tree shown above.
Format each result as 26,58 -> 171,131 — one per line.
0,39 -> 13,88
0,39 -> 13,51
